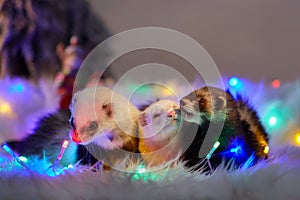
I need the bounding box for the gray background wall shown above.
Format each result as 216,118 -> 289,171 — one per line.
88,0 -> 299,83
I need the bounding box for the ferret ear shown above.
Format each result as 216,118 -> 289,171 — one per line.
215,96 -> 227,110
138,112 -> 149,127
103,102 -> 113,118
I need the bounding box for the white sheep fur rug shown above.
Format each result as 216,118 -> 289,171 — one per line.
0,145 -> 300,200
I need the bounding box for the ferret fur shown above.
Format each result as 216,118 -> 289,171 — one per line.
138,99 -> 181,167
69,86 -> 141,168
4,109 -> 79,166
180,86 -> 269,170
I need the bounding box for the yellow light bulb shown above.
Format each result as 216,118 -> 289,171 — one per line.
0,103 -> 12,115
295,133 -> 300,146
263,146 -> 270,154
0,98 -> 16,118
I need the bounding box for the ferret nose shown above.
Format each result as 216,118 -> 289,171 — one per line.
70,129 -> 81,143
168,109 -> 181,119
167,110 -> 176,118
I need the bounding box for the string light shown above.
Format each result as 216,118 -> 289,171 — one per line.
18,156 -> 28,163
2,144 -> 15,156
1,140 -> 73,177
131,164 -> 163,182
272,79 -> 281,89
205,141 -> 220,160
228,76 -> 243,94
295,133 -> 300,146
262,101 -> 286,131
220,138 -> 248,164
229,77 -> 239,87
48,140 -> 70,173
136,164 -> 147,173
0,98 -> 16,118
0,102 -> 12,115
263,146 -> 270,154
1,144 -> 29,169
67,164 -> 74,169
56,140 -> 70,161
268,116 -> 277,127
230,146 -> 243,154
8,83 -> 24,93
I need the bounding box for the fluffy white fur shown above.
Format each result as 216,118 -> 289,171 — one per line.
70,86 -> 140,148
0,146 -> 300,200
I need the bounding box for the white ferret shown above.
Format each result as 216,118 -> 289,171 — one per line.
70,88 -> 184,168
5,88 -> 184,169
69,86 -> 141,168
138,99 -> 182,167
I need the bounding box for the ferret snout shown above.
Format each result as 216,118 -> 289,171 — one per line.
167,110 -> 176,118
168,109 -> 181,120
70,129 -> 81,143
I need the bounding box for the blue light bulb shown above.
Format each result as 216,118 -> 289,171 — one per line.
229,77 -> 239,87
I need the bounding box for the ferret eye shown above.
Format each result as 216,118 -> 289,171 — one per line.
197,99 -> 205,104
89,121 -> 98,130
102,103 -> 110,109
153,113 -> 161,118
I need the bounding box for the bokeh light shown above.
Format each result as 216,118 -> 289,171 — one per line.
0,103 -> 12,114
263,146 -> 270,154
228,76 -> 243,94
0,99 -> 14,117
8,83 -> 24,93
18,156 -> 28,163
268,116 -> 277,126
229,77 -> 239,87
295,133 -> 300,146
272,79 -> 281,89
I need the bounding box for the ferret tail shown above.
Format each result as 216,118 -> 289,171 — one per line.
235,93 -> 269,141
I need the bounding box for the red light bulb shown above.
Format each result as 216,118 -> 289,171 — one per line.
272,79 -> 281,88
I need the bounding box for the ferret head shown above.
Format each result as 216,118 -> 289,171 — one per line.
69,86 -> 140,150
138,99 -> 181,138
180,86 -> 229,125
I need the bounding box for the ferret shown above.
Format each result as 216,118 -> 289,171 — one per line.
6,86 -> 142,169
138,99 -> 181,167
69,86 -> 141,168
179,86 -> 269,170
4,85 -> 268,172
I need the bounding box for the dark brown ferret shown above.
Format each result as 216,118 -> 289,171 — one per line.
179,86 -> 269,171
